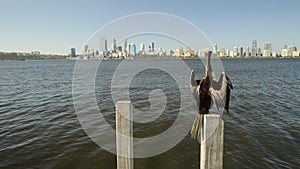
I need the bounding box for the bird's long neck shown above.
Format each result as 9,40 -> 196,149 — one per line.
205,55 -> 212,78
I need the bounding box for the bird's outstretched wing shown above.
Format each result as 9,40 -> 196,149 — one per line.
209,73 -> 233,113
224,74 -> 233,112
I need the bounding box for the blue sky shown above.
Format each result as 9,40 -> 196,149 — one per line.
0,0 -> 299,54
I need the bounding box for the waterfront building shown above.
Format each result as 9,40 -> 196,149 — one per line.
226,50 -> 231,57
71,48 -> 76,57
233,47 -> 239,57
139,43 -> 145,55
213,44 -> 218,54
84,45 -> 89,54
124,39 -> 127,53
220,48 -> 225,57
151,42 -> 155,53
245,47 -> 250,57
158,48 -> 165,56
148,43 -> 152,52
230,51 -> 234,57
281,49 -> 288,57
105,38 -> 108,52
240,47 -> 244,57
139,43 -> 145,52
31,51 -> 40,55
257,48 -> 262,57
133,44 -> 137,56
95,50 -> 99,56
113,38 -> 117,52
293,51 -> 300,57
99,36 -> 107,53
252,40 -> 257,56
131,43 -> 136,56
272,52 -> 277,57
128,44 -> 131,56
173,48 -> 183,57
117,46 -> 122,52
287,46 -> 296,56
263,42 -> 272,57
199,48 -> 209,57
185,45 -> 194,57
293,46 -> 297,51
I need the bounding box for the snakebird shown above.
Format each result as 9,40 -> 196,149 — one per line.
190,54 -> 233,140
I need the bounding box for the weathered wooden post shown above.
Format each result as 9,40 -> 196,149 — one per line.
200,114 -> 224,169
116,101 -> 133,169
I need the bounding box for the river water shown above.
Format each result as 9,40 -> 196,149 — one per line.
0,58 -> 299,169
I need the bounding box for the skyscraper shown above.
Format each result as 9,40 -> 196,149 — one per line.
213,44 -> 218,54
124,39 -> 127,53
148,43 -> 152,52
139,43 -> 145,55
151,42 -> 155,53
233,46 -> 239,57
240,47 -> 243,57
131,43 -> 136,56
84,45 -> 89,54
220,48 -> 225,57
281,46 -> 288,57
257,48 -> 262,57
71,48 -> 76,57
263,42 -> 272,57
246,47 -> 250,56
99,36 -> 104,51
113,38 -> 117,52
287,46 -> 296,56
252,40 -> 257,57
128,43 -> 136,56
104,38 -> 108,52
139,43 -> 145,51
128,43 -> 131,56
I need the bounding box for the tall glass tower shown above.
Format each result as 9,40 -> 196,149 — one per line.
252,40 -> 257,57
263,42 -> 272,57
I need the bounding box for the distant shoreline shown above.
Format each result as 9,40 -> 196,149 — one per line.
0,54 -> 299,61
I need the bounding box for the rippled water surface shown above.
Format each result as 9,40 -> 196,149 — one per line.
1,59 -> 300,169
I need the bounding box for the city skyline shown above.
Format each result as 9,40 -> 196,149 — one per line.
81,36 -> 300,58
0,0 -> 299,54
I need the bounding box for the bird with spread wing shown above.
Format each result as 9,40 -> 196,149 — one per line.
190,53 -> 233,140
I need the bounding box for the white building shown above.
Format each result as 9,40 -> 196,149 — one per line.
213,44 -> 218,54
139,43 -> 145,52
173,48 -> 183,57
252,40 -> 257,56
262,42 -> 272,57
287,46 -> 296,56
220,48 -> 225,57
233,47 -> 239,57
199,48 -> 210,58
139,43 -> 145,55
245,47 -> 250,57
293,51 -> 300,57
281,49 -> 288,57
226,50 -> 231,57
230,51 -> 234,57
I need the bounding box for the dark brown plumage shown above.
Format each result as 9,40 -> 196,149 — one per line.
199,76 -> 211,114
190,53 -> 233,140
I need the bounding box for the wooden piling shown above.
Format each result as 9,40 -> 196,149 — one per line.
200,114 -> 224,169
116,101 -> 133,169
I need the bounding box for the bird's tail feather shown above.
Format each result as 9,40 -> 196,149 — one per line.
190,114 -> 203,140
